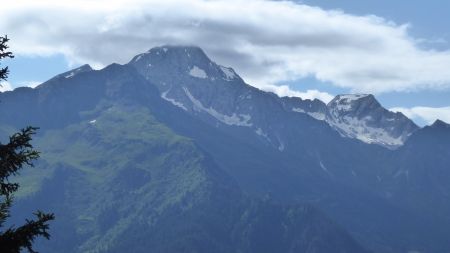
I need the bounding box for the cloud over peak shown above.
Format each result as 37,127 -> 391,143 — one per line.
2,0 -> 450,97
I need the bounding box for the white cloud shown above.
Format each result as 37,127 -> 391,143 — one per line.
2,0 -> 450,95
18,81 -> 41,88
260,84 -> 334,103
0,81 -> 13,92
391,106 -> 450,125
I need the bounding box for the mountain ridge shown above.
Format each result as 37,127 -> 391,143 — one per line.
2,45 -> 450,253
128,45 -> 420,149
1,45 -> 427,149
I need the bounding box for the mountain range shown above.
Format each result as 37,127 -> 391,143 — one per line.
1,45 -> 449,253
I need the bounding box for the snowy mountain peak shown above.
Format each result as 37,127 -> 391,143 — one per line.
328,94 -> 377,113
326,94 -> 418,148
130,45 -> 242,83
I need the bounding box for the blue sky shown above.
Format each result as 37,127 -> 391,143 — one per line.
1,0 -> 449,126
3,54 -> 68,88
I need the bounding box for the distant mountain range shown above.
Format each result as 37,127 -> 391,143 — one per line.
1,46 -> 449,253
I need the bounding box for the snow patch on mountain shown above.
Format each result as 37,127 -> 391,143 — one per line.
319,161 -> 333,177
220,66 -> 236,81
189,66 -> 208,79
61,65 -> 93,79
292,108 -> 326,120
292,108 -> 305,113
278,142 -> 285,151
65,72 -> 75,78
338,94 -> 370,101
394,169 -> 410,181
275,135 -> 285,152
331,94 -> 370,112
183,87 -> 252,127
161,89 -> 188,111
255,128 -> 265,136
329,116 -> 404,146
134,54 -> 143,62
255,128 -> 270,141
308,112 -> 326,121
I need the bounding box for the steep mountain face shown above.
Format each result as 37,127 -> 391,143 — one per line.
326,94 -> 419,148
2,64 -> 369,253
2,46 -> 449,253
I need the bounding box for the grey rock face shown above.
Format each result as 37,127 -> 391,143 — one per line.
280,96 -> 328,121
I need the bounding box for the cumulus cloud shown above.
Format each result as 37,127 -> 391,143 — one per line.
2,0 -> 450,98
391,106 -> 450,125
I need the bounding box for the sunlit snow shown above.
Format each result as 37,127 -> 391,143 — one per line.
161,89 -> 188,111
183,87 -> 252,127
189,66 -> 207,79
